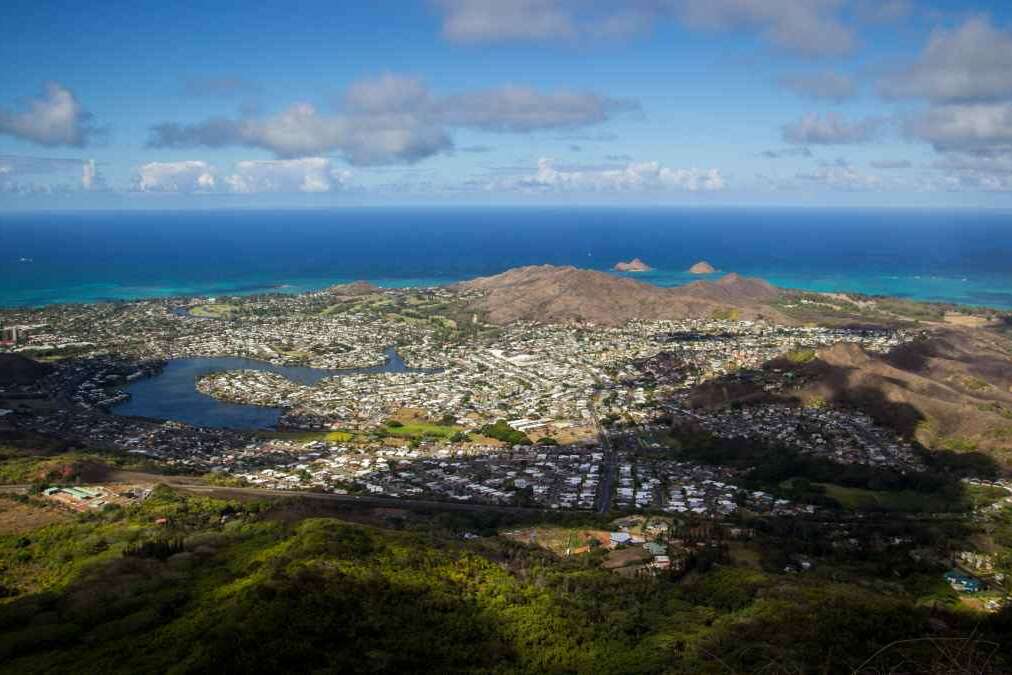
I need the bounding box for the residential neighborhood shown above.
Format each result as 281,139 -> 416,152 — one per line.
0,284 -> 926,516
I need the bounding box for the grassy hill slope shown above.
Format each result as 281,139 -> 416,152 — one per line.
2,488 -> 1010,673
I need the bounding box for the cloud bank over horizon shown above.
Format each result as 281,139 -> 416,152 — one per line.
134,158 -> 353,194
485,158 -> 725,193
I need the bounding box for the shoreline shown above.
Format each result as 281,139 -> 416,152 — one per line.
2,268 -> 1011,313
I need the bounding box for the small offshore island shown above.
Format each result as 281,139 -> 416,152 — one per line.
688,260 -> 717,274
613,258 -> 653,272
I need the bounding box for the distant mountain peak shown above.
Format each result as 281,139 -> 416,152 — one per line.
458,264 -> 783,325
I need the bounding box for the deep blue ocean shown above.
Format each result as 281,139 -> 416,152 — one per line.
1,207 -> 1011,309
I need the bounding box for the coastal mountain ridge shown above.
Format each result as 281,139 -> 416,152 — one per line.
457,264 -> 784,325
804,331 -> 1012,460
686,328 -> 1012,463
678,273 -> 778,305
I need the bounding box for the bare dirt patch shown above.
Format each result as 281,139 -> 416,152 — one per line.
0,498 -> 71,534
390,407 -> 429,423
552,424 -> 598,445
601,546 -> 651,570
502,526 -> 611,556
944,313 -> 993,328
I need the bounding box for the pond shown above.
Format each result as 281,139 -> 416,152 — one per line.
114,347 -> 421,430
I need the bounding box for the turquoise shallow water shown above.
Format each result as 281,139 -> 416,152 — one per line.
2,207 -> 1010,309
621,269 -> 1012,309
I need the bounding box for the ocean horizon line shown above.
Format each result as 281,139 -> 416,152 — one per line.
7,204 -> 1012,215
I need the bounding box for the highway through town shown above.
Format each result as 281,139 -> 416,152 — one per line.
4,474 -> 975,524
590,400 -> 616,514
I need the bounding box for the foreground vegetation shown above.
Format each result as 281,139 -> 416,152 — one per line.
0,433 -> 167,487
1,488 -> 1010,673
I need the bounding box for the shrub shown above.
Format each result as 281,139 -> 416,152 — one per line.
479,420 -> 532,446
123,538 -> 184,561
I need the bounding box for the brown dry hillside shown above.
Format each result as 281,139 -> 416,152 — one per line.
676,273 -> 779,305
798,328 -> 1012,463
458,265 -> 784,326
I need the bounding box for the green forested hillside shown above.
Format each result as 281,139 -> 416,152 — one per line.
1,487 -> 1009,674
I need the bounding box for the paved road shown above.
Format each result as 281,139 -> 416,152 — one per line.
2,478 -> 971,523
590,402 -> 616,514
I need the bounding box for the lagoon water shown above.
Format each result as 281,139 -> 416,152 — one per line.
2,207 -> 1011,309
114,347 -> 418,430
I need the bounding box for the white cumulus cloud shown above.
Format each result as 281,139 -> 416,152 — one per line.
490,158 -> 725,192
133,158 -> 352,194
906,103 -> 1012,155
224,158 -> 351,193
881,17 -> 1012,103
783,112 -> 883,145
678,0 -> 854,57
0,154 -> 99,193
135,161 -> 218,193
435,0 -> 857,57
0,83 -> 98,147
880,18 -> 1012,191
796,164 -> 882,190
147,74 -> 635,166
436,0 -> 575,43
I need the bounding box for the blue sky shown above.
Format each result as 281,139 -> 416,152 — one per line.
3,0 -> 1012,208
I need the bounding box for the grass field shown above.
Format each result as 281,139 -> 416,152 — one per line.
964,484 -> 1010,508
380,422 -> 461,439
189,303 -> 236,318
256,430 -> 356,443
814,482 -> 977,513
813,481 -> 1008,513
818,483 -> 931,511
255,421 -> 465,445
320,295 -> 389,316
0,498 -> 71,535
784,348 -> 817,364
